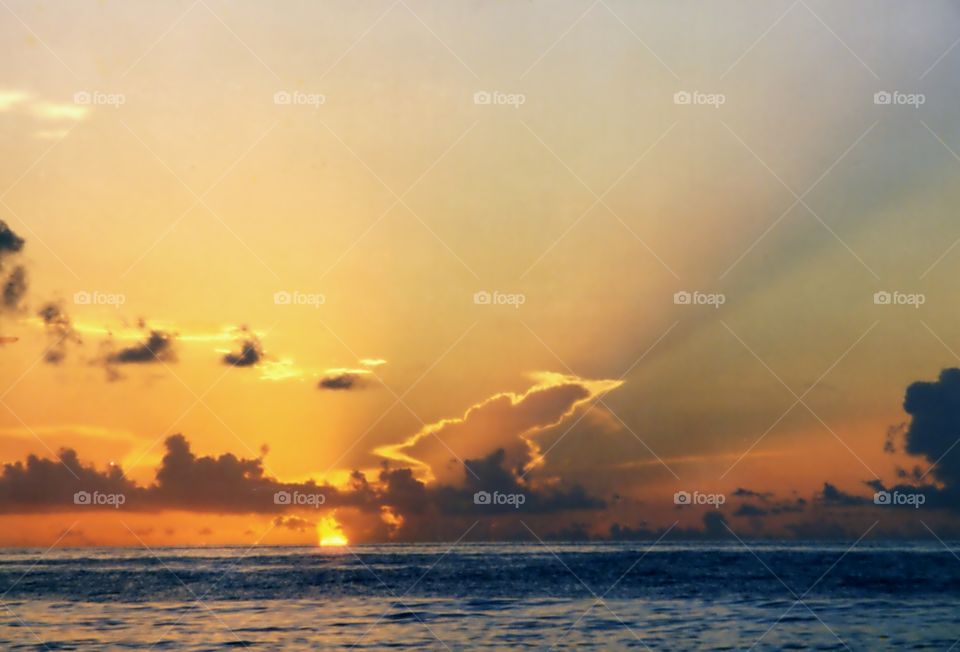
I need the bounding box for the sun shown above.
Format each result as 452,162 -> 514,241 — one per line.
317,515 -> 349,547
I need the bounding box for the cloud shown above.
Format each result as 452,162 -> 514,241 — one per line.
318,372 -> 366,391
273,516 -> 314,532
818,482 -> 871,507
609,513 -> 732,541
0,221 -> 27,316
2,266 -> 26,311
731,488 -> 806,519
902,368 -> 960,500
812,369 -> 960,516
732,488 -> 773,501
735,503 -> 768,517
106,330 -> 176,365
375,372 -> 622,484
37,303 -> 81,364
0,433 -> 608,542
0,448 -> 142,512
223,331 -> 264,367
0,221 -> 25,257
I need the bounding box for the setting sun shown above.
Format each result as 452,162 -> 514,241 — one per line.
317,515 -> 348,547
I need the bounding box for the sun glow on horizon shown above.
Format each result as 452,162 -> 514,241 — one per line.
317,515 -> 348,547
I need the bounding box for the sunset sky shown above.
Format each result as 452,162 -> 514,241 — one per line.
2,0 -> 960,546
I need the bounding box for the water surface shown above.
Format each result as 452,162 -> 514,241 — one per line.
2,542 -> 957,649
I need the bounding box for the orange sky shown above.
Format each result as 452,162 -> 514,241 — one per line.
2,0 -> 960,545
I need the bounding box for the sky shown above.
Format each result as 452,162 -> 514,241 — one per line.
1,0 -> 960,546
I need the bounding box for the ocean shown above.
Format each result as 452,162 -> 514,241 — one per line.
1,541 -> 958,650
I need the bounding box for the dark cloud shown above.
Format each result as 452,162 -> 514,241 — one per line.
223,339 -> 263,367
732,488 -> 773,501
800,368 -> 960,527
0,433 -> 348,515
319,373 -> 366,391
0,221 -> 25,257
0,436 -> 608,541
702,511 -> 728,536
884,423 -> 906,454
609,513 -> 732,541
0,221 -> 27,316
222,327 -> 263,367
0,448 -> 142,512
462,448 -> 605,514
106,330 -> 176,365
733,488 -> 807,518
2,266 -> 26,310
902,368 -> 960,501
770,498 -> 806,514
37,302 -> 81,364
813,369 -> 960,516
735,503 -> 768,517
818,482 -> 871,507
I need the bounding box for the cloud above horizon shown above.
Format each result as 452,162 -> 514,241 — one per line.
374,372 -> 623,484
0,432 -> 610,541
